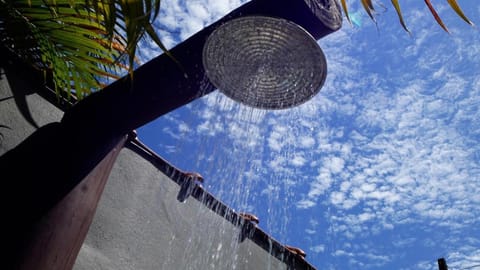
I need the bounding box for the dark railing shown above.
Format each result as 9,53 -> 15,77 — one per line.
126,134 -> 317,270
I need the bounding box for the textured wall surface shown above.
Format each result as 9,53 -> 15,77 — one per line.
74,147 -> 287,270
1,66 -> 290,270
0,67 -> 63,154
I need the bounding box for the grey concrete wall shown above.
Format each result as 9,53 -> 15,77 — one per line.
0,67 -> 64,153
74,147 -> 287,270
0,66 -> 298,269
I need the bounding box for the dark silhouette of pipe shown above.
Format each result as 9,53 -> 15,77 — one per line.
1,0 -> 342,266
438,258 -> 448,270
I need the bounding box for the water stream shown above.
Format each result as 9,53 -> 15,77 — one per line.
133,0 -> 480,269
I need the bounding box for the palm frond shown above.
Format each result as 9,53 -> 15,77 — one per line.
390,0 -> 410,34
424,0 -> 449,33
340,0 -> 352,24
447,0 -> 474,26
0,0 -> 165,101
360,0 -> 376,23
338,0 -> 474,33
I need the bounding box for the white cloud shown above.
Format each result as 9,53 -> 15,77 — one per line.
267,128 -> 284,152
299,136 -> 316,148
297,199 -> 316,209
330,191 -> 345,205
188,2 -> 209,22
311,245 -> 325,253
261,184 -> 279,196
446,246 -> 480,270
140,1 -> 480,269
139,0 -> 249,62
357,212 -> 375,223
326,156 -> 345,174
178,122 -> 190,133
307,170 -> 333,198
291,155 -> 307,167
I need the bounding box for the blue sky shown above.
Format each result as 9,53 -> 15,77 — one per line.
137,1 -> 480,269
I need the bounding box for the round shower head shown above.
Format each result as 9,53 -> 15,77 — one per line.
202,16 -> 327,110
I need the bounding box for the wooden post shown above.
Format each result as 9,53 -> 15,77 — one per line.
11,136 -> 126,270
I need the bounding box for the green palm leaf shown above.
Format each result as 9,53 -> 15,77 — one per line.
2,0 -> 476,103
0,0 -> 165,101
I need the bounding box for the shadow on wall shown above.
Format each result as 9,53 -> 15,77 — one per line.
0,49 -> 43,129
0,59 -> 11,146
0,124 -> 11,145
0,62 -> 12,145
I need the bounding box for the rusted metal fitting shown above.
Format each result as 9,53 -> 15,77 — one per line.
285,245 -> 307,259
176,172 -> 204,202
238,219 -> 256,243
183,172 -> 204,184
238,212 -> 260,225
237,212 -> 259,243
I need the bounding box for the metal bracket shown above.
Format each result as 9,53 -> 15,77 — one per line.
237,212 -> 259,243
238,220 -> 256,243
285,245 -> 307,259
176,172 -> 204,203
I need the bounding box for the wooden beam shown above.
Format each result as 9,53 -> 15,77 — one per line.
11,136 -> 126,270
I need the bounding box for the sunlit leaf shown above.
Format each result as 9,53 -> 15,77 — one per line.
391,0 -> 410,34
424,0 -> 449,33
365,0 -> 374,10
361,0 -> 376,22
1,0 -> 166,101
340,0 -> 352,24
447,0 -> 474,26
144,23 -> 182,70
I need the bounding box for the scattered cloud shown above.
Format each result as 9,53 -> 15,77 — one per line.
311,245 -> 325,253
138,1 -> 480,269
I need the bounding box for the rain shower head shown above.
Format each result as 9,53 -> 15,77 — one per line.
202,16 -> 327,110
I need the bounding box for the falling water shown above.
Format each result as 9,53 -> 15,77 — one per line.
130,86 -> 327,269
72,0 -> 480,269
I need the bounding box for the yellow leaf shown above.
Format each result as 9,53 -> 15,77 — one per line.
361,0 -> 376,22
391,0 -> 410,34
365,0 -> 374,10
340,0 -> 352,25
447,0 -> 474,26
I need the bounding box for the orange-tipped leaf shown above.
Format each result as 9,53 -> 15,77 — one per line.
447,0 -> 474,26
361,0 -> 376,22
424,0 -> 449,33
340,0 -> 352,24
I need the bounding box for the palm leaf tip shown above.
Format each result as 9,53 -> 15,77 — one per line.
447,0 -> 474,26
340,0 -> 352,25
424,0 -> 449,33
391,0 -> 410,34
361,0 -> 376,22
1,0 -> 132,100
